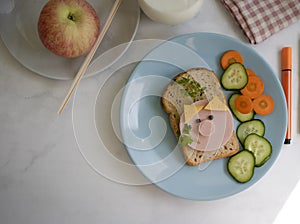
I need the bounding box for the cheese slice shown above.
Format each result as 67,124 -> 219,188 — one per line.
204,96 -> 228,111
184,104 -> 204,122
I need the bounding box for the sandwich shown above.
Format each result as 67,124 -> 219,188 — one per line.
161,68 -> 239,166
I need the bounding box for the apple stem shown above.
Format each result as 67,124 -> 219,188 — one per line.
68,13 -> 76,21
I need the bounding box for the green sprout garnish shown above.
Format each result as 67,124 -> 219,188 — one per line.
176,75 -> 206,100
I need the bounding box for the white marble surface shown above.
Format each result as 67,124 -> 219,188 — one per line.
0,0 -> 300,223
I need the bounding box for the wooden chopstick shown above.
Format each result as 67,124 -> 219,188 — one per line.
57,0 -> 122,115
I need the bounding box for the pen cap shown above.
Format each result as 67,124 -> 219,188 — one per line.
281,47 -> 292,70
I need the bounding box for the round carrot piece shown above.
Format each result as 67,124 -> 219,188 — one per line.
253,94 -> 274,116
221,50 -> 244,70
235,95 -> 253,114
246,68 -> 257,76
240,75 -> 264,99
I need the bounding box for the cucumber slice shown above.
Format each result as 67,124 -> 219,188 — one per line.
228,93 -> 254,122
221,62 -> 248,90
244,134 -> 272,167
227,150 -> 255,183
237,119 -> 265,144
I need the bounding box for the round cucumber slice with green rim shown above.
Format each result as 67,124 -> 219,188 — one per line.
237,119 -> 265,144
228,93 -> 254,122
221,62 -> 248,90
244,133 -> 272,167
227,150 -> 255,183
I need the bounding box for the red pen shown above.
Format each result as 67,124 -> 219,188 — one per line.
281,47 -> 292,144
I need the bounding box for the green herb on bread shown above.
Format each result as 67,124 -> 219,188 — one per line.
178,124 -> 193,146
176,75 -> 206,100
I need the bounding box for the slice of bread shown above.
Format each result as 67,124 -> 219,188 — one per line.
161,68 -> 239,166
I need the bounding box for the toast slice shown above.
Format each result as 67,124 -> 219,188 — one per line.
161,68 -> 239,166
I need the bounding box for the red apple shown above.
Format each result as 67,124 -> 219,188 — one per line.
38,0 -> 100,58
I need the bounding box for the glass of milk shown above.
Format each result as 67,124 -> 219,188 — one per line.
138,0 -> 204,25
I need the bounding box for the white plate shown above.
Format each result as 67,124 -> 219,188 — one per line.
0,0 -> 140,80
71,39 -> 207,185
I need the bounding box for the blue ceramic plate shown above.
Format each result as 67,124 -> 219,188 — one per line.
120,32 -> 287,200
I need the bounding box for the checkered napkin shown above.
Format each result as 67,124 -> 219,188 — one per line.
221,0 -> 300,44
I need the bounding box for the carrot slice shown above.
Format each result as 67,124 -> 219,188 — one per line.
246,68 -> 257,76
253,94 -> 274,116
221,50 -> 244,70
235,95 -> 253,114
240,75 -> 264,99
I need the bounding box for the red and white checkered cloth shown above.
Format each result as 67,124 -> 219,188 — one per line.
221,0 -> 300,44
